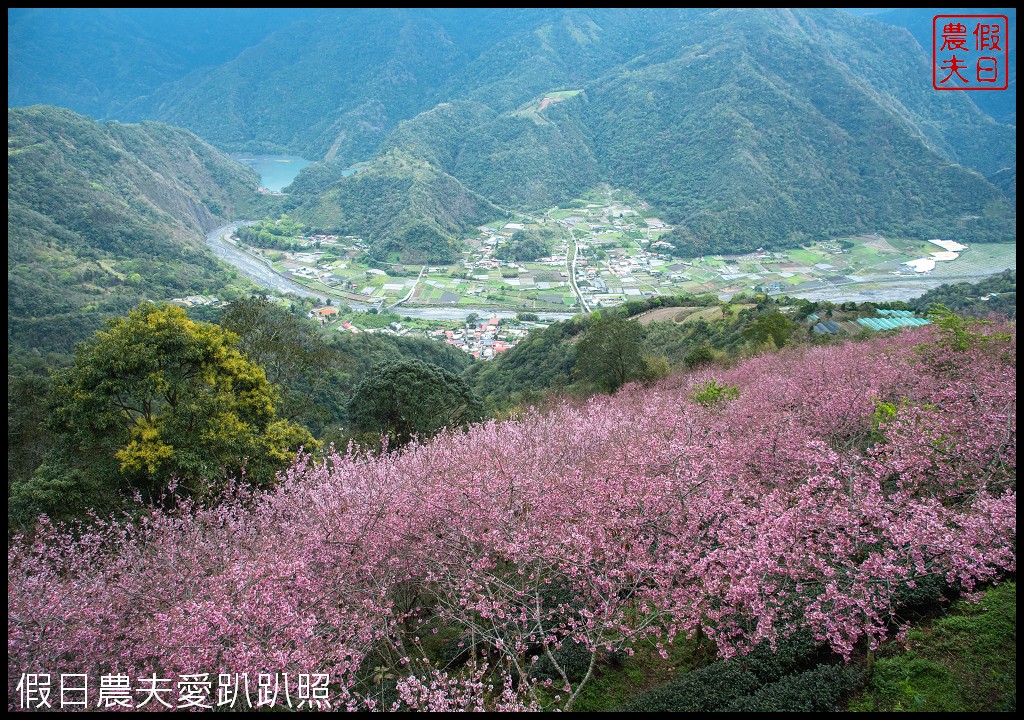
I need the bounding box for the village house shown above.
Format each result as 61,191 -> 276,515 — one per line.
311,306 -> 339,320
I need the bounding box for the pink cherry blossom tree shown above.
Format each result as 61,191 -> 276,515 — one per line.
9,323 -> 1015,711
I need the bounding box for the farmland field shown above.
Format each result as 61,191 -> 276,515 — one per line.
235,187 -> 1015,314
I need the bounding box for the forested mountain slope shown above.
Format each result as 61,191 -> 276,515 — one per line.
7,105 -> 261,356
7,8 -> 321,121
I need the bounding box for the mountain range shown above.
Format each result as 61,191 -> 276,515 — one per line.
7,8 -> 1016,332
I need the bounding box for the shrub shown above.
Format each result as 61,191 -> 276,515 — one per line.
692,379 -> 740,406
620,633 -> 822,711
724,664 -> 858,712
531,638 -> 594,684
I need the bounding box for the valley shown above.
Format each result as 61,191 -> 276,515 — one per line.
220,184 -> 1017,315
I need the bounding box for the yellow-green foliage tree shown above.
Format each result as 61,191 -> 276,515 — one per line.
9,303 -> 315,529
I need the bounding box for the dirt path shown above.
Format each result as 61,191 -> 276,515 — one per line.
323,129 -> 346,162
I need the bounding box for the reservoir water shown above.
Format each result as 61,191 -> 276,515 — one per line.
234,155 -> 313,192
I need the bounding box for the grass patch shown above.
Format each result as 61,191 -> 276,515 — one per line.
546,89 -> 584,100
848,245 -> 880,261
787,248 -> 820,263
681,306 -> 725,323
850,582 -> 1016,712
883,236 -> 924,252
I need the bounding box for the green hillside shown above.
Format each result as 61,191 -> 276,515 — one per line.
124,9 -> 557,159
7,105 -> 262,357
576,9 -> 1015,254
437,9 -> 707,113
7,9 -> 322,120
288,150 -> 504,263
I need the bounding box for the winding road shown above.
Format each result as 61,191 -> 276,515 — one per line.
206,222 -> 323,300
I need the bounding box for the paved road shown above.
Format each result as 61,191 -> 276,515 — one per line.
387,265 -> 427,310
546,207 -> 590,313
567,228 -> 590,313
206,222 -> 324,300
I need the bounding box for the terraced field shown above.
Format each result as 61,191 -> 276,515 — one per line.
634,304 -> 753,325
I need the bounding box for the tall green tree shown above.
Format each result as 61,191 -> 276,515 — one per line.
742,311 -> 797,350
574,313 -> 646,393
218,296 -> 343,434
347,359 -> 484,446
9,303 -> 315,529
7,368 -> 54,487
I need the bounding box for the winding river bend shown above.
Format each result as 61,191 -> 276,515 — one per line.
205,223 -> 577,322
